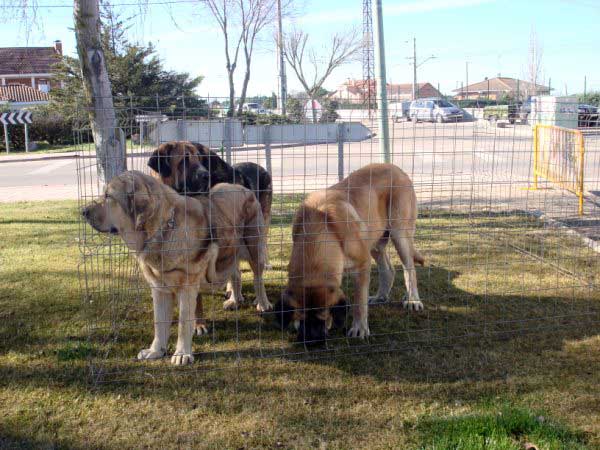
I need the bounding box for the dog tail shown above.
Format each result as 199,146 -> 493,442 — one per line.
413,249 -> 425,266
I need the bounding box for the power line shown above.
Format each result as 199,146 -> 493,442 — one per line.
0,0 -> 198,9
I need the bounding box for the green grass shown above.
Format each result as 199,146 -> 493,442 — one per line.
413,407 -> 587,449
1,200 -> 599,449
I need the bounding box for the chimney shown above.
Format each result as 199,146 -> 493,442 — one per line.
54,40 -> 62,55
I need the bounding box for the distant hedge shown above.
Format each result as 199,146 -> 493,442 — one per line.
0,108 -> 75,151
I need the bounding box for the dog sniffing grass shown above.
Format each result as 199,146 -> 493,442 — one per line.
0,200 -> 599,449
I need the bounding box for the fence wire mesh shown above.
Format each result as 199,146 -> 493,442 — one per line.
76,98 -> 600,384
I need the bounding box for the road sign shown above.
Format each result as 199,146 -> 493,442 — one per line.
0,111 -> 33,126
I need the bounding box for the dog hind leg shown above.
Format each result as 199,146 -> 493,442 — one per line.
223,268 -> 245,310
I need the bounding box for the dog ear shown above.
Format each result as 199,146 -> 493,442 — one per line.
273,289 -> 294,330
127,176 -> 153,231
148,148 -> 171,178
331,294 -> 348,330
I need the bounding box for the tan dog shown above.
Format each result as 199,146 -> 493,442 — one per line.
82,171 -> 271,365
148,141 -> 273,309
277,163 -> 424,343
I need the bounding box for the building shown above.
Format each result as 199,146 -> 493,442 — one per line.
0,41 -> 62,93
332,79 -> 442,103
0,84 -> 50,109
453,77 -> 550,101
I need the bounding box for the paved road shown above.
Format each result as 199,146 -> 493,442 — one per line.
1,121 -> 598,213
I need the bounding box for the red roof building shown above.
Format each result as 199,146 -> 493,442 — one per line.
0,84 -> 50,105
0,40 -> 62,93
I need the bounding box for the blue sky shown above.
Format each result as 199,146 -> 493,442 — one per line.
1,0 -> 598,98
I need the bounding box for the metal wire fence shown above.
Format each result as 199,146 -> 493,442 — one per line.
76,97 -> 600,384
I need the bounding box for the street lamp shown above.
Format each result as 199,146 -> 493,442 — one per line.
485,77 -> 489,101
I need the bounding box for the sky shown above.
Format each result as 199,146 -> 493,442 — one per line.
0,0 -> 599,99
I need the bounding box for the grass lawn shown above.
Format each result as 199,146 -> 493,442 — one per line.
1,200 -> 599,449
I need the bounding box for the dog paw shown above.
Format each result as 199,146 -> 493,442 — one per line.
255,299 -> 273,313
368,295 -> 389,305
223,299 -> 239,310
402,300 -> 424,311
137,348 -> 165,360
171,352 -> 194,366
194,323 -> 209,336
347,321 -> 370,339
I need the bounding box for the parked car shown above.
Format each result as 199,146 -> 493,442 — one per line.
409,98 -> 463,123
483,99 -> 531,125
242,103 -> 262,114
390,101 -> 411,122
578,104 -> 599,127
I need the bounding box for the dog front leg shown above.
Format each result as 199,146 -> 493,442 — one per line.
138,288 -> 173,360
223,266 -> 245,310
171,288 -> 197,365
348,265 -> 371,338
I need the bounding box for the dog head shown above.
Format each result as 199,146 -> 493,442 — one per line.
81,171 -> 162,250
274,285 -> 348,345
148,141 -> 211,195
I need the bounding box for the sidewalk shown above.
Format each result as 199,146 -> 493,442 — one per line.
0,151 -> 82,164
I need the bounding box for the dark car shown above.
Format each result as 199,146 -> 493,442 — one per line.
578,104 -> 599,127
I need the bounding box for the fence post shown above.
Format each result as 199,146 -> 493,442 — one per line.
3,123 -> 9,153
176,119 -> 185,141
24,123 -> 30,152
337,123 -> 345,181
223,118 -> 232,165
264,124 -> 272,174
533,125 -> 538,189
578,130 -> 585,216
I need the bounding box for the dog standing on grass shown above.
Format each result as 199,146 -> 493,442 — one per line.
148,141 -> 272,311
82,171 -> 271,365
277,163 -> 424,344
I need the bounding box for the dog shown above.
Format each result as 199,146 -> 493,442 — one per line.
82,171 -> 271,365
276,163 -> 424,344
148,141 -> 273,310
148,141 -> 272,235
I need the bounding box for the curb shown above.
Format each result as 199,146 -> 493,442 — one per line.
0,153 -> 83,164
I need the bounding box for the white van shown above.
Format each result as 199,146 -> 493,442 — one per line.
409,98 -> 463,123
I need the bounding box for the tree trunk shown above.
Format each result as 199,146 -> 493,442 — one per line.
74,0 -> 125,183
227,69 -> 236,117
237,66 -> 251,116
310,97 -> 317,124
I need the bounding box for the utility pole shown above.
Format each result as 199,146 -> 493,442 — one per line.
373,0 -> 390,162
277,0 -> 287,115
584,75 -> 587,100
412,37 -> 417,100
465,61 -> 469,100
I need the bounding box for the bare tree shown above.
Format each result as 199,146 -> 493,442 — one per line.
204,0 -> 286,117
237,0 -> 279,115
527,26 -> 544,98
204,0 -> 243,117
74,0 -> 125,182
284,28 -> 361,123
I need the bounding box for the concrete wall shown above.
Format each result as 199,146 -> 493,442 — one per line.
152,120 -> 372,147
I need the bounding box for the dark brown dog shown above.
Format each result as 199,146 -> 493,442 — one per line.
148,141 -> 272,231
276,163 -> 424,344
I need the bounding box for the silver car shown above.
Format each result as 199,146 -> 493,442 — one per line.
409,98 -> 463,123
